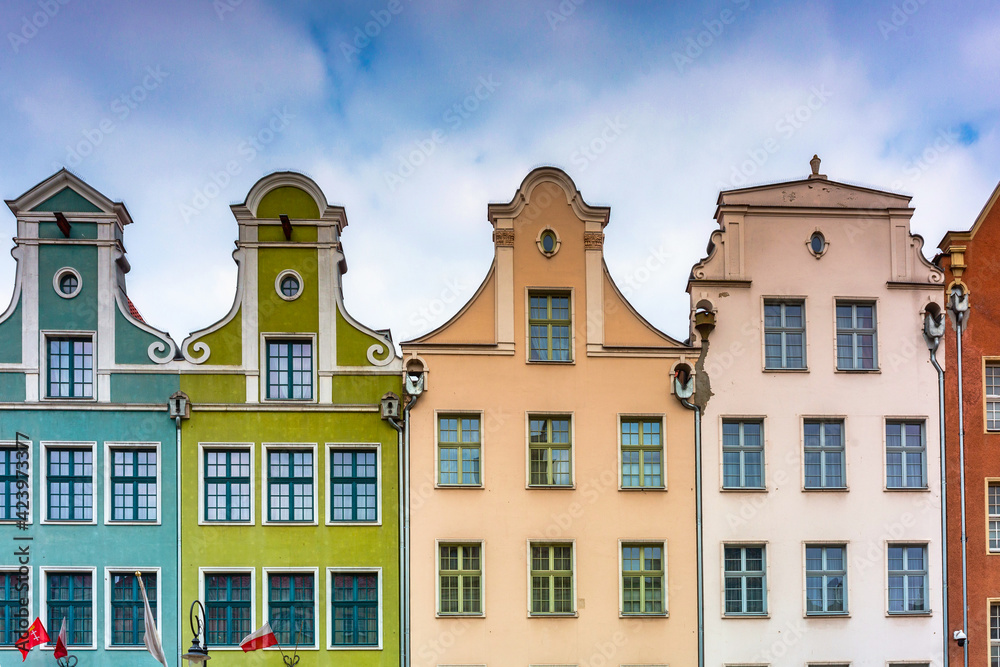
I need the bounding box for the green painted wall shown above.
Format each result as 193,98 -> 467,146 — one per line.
38,221 -> 99,239
337,311 -> 392,367
110,373 -> 179,404
0,372 -> 25,401
259,248 -> 319,334
0,295 -> 22,363
257,186 -> 321,219
31,186 -> 102,212
179,372 -> 245,404
115,307 -> 166,365
38,244 -> 98,331
258,223 -> 319,243
189,307 -> 243,367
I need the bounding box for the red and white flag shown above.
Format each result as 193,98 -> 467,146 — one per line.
53,617 -> 68,658
240,621 -> 278,652
14,616 -> 48,661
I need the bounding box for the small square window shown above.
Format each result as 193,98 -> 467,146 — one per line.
47,336 -> 93,398
836,302 -> 877,370
266,339 -> 313,400
529,293 -> 571,362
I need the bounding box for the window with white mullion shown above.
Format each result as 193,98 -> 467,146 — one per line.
764,301 -> 805,369
991,602 -> 1000,666
988,366 -> 1000,431
885,421 -> 926,489
990,483 -> 1000,552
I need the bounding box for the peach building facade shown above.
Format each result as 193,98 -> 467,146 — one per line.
402,168 -> 699,666
688,159 -> 946,665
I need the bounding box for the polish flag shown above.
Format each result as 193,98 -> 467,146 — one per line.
53,618 -> 68,659
240,622 -> 278,652
14,617 -> 48,661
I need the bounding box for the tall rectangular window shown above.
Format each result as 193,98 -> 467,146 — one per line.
887,544 -> 927,613
987,366 -> 1000,431
722,420 -> 764,489
836,302 -> 877,370
621,419 -> 663,488
803,420 -> 845,489
530,543 -> 574,614
47,337 -> 93,398
331,573 -> 378,647
439,544 -> 482,615
330,450 -> 377,522
47,448 -> 93,521
269,573 -> 314,645
110,572 -> 155,646
0,571 -> 26,646
438,416 -> 481,486
529,293 -> 571,361
268,450 -> 314,522
204,449 -> 251,522
529,417 -> 572,486
764,300 -> 805,369
990,483 -> 1000,552
991,602 -> 1000,666
805,545 -> 846,614
886,422 -> 926,489
110,448 -> 157,521
266,340 -> 312,400
0,446 -> 25,522
206,573 -> 251,647
46,572 -> 92,646
622,544 -> 664,615
724,545 -> 766,615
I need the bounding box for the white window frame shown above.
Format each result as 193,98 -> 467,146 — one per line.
0,566 -> 32,650
39,566 -> 97,651
260,333 -> 318,403
883,419 -> 927,490
618,538 -> 668,617
524,412 -> 576,490
526,539 -> 577,617
435,411 -> 486,489
325,443 -> 382,525
103,442 -> 161,526
198,567 -> 256,651
435,539 -> 486,618
261,443 -> 318,526
803,542 -> 848,616
103,566 -> 161,650
988,480 -> 1000,553
262,566 -> 320,651
40,330 -> 98,401
986,362 -> 1000,431
617,414 -> 667,491
198,443 -> 255,526
0,438 -> 32,526
326,566 -> 383,650
40,441 -> 97,525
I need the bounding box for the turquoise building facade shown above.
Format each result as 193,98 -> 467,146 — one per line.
0,170 -> 181,664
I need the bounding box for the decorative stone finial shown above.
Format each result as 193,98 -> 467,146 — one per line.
808,154 -> 827,180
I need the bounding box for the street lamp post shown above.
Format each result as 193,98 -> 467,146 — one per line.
180,600 -> 210,665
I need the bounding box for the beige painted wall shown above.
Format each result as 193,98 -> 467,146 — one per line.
690,171 -> 946,665
404,169 -> 699,666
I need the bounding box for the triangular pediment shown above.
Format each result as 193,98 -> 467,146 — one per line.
717,178 -> 911,212
5,169 -> 128,221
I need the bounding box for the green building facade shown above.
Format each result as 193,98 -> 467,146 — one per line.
177,172 -> 402,665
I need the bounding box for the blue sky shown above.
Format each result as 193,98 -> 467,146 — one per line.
0,0 -> 997,344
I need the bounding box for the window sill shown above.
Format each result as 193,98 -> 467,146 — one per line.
886,610 -> 931,617
722,613 -> 769,619
528,612 -> 578,618
436,612 -> 485,619
884,486 -> 929,492
720,487 -> 768,493
526,484 -> 575,490
326,520 -> 382,526
619,486 -> 666,492
105,520 -> 161,526
763,367 -> 809,373
40,519 -> 97,525
620,612 -> 668,618
802,486 -> 849,492
834,368 -> 881,374
526,359 -> 575,365
262,520 -> 319,526
435,484 -> 485,490
805,612 -> 850,618
328,645 -> 381,651
199,520 -> 254,526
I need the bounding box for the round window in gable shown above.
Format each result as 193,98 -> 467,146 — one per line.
275,270 -> 303,301
808,231 -> 828,258
536,228 -> 561,257
53,267 -> 82,299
